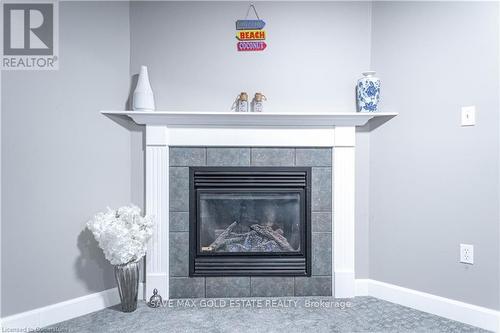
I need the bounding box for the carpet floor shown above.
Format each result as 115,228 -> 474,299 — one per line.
45,296 -> 488,333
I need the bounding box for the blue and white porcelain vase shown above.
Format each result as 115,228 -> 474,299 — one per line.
356,71 -> 380,112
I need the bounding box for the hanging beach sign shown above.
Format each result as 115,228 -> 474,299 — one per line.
236,19 -> 266,30
237,41 -> 267,52
236,30 -> 266,41
236,4 -> 266,52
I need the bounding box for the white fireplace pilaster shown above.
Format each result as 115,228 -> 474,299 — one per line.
332,127 -> 356,298
145,126 -> 169,299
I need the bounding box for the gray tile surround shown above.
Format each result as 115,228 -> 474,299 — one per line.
170,147 -> 206,166
312,212 -> 332,232
250,277 -> 295,297
251,148 -> 295,166
170,212 -> 189,232
169,277 -> 205,298
312,233 -> 332,276
169,147 -> 333,298
312,167 -> 332,212
170,232 -> 189,277
207,148 -> 250,166
294,276 -> 333,296
296,148 -> 332,167
206,277 -> 251,298
169,167 -> 189,212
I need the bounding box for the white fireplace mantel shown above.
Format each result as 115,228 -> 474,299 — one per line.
101,110 -> 397,300
102,110 -> 397,127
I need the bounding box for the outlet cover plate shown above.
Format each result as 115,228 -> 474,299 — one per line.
460,244 -> 474,264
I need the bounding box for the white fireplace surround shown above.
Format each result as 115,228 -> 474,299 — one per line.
101,111 -> 397,299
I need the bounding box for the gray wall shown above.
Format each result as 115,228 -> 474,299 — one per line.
369,1 -> 500,309
129,1 -> 372,112
1,2 -> 132,316
129,0 -> 373,280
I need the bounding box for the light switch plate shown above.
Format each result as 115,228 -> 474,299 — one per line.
461,106 -> 476,126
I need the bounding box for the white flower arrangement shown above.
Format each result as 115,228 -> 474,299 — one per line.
87,205 -> 154,265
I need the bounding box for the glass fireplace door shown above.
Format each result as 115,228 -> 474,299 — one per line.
190,167 -> 311,276
198,190 -> 303,254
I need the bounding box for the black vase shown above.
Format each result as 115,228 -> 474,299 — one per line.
114,261 -> 139,312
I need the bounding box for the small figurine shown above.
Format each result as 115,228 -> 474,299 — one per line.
148,288 -> 163,308
236,92 -> 249,112
251,93 -> 266,112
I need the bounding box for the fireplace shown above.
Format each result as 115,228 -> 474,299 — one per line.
102,111 -> 383,298
189,167 -> 311,276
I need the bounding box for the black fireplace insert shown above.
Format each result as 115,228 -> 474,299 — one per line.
189,167 -> 311,276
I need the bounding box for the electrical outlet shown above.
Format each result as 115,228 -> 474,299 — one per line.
460,244 -> 474,264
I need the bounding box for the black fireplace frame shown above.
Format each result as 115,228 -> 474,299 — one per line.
189,166 -> 312,277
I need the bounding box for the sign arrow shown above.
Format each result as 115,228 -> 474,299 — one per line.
237,41 -> 267,52
236,19 -> 266,30
236,30 -> 266,41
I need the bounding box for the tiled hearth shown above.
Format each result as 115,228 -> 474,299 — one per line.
168,147 -> 332,298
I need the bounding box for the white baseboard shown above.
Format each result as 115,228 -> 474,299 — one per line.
355,279 -> 500,332
354,278 -> 369,296
1,283 -> 144,330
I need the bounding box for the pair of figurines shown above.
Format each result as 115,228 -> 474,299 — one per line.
236,92 -> 267,113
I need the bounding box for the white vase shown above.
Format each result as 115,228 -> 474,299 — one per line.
132,66 -> 155,111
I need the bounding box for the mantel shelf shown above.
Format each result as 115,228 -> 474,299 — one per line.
101,110 -> 398,127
